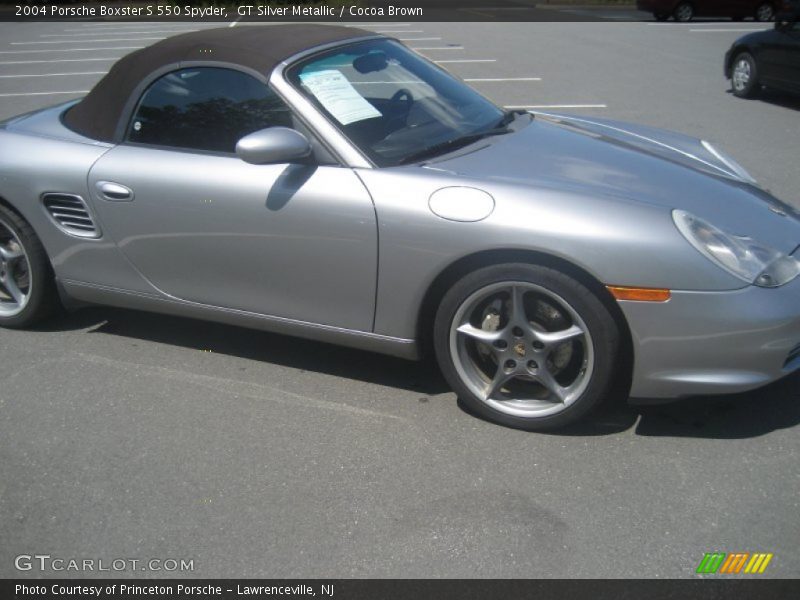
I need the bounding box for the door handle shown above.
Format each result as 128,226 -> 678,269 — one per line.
96,181 -> 134,202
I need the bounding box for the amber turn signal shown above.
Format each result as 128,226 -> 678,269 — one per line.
606,286 -> 671,302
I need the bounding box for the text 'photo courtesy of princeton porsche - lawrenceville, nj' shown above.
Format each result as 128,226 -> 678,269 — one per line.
0,1 -> 798,598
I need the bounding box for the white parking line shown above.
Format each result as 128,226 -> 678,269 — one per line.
465,77 -> 541,82
60,26 -> 199,33
689,28 -> 769,32
73,22 -> 191,27
0,72 -> 107,78
463,6 -> 531,9
352,81 -> 424,85
0,58 -> 118,65
684,22 -> 766,26
646,23 -> 767,29
41,30 -> 197,37
11,38 -> 165,45
412,46 -> 464,50
435,59 -> 497,63
505,104 -> 607,109
375,30 -> 424,34
645,22 -> 764,27
0,90 -> 89,97
0,47 -> 143,54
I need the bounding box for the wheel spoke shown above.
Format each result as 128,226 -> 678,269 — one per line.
0,274 -> 25,305
535,368 -> 566,403
0,243 -> 23,262
483,366 -> 514,401
456,323 -> 502,344
534,324 -> 584,345
508,285 -> 528,326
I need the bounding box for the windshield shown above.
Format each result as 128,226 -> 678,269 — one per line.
286,39 -> 506,167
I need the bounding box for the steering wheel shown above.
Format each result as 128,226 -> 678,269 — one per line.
387,88 -> 414,125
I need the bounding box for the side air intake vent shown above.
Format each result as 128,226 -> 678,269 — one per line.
42,194 -> 100,238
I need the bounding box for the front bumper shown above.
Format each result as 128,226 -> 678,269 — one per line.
621,273 -> 800,399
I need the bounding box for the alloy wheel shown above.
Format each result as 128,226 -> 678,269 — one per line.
0,218 -> 32,317
732,58 -> 751,91
449,281 -> 594,418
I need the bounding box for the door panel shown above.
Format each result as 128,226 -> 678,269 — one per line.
774,29 -> 800,91
88,145 -> 378,331
757,30 -> 785,82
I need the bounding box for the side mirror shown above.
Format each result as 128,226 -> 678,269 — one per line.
236,127 -> 312,165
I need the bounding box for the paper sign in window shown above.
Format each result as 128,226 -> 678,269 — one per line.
299,70 -> 381,125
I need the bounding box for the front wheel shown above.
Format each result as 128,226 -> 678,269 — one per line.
731,52 -> 760,98
0,204 -> 58,328
434,263 -> 619,431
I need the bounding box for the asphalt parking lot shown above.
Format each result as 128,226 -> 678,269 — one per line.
1,18 -> 798,579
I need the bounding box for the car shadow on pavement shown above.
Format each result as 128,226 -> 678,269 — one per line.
726,88 -> 800,111
36,306 -> 450,396
534,370 -> 800,439
36,307 -> 799,438
633,371 -> 800,438
457,363 -> 800,439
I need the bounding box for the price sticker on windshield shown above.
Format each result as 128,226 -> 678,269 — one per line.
299,70 -> 381,125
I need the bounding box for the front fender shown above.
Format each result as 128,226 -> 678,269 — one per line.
356,167 -> 744,340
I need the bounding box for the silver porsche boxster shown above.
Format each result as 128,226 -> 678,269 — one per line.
0,25 -> 798,430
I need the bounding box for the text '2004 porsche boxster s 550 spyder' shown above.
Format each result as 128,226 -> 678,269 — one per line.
0,25 -> 798,430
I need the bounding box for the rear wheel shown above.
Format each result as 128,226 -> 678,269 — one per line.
434,263 -> 619,431
731,52 -> 760,98
755,2 -> 775,21
0,204 -> 58,328
673,2 -> 694,21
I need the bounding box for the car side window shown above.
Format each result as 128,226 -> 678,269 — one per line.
127,67 -> 294,153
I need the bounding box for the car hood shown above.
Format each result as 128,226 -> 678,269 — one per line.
426,112 -> 800,254
732,30 -> 769,47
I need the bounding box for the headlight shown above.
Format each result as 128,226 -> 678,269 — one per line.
701,140 -> 757,185
673,210 -> 800,288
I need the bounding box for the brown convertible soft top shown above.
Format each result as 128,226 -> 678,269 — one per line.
63,25 -> 372,142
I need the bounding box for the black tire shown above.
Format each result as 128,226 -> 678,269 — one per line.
755,2 -> 775,21
0,203 -> 58,328
730,52 -> 760,98
654,12 -> 670,21
433,263 -> 619,431
673,2 -> 694,21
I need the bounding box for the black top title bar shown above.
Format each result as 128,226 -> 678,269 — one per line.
2,0 -> 645,23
